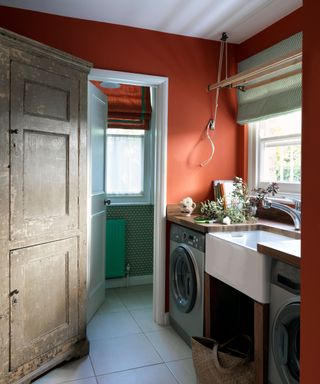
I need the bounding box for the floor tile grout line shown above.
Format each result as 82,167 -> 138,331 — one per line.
88,353 -> 99,380
108,285 -> 153,312
106,286 -> 193,365
36,373 -> 97,384
87,303 -> 146,341
92,354 -> 185,384
144,329 -> 193,363
88,332 -> 144,343
88,328 -> 144,343
127,305 -> 146,334
165,362 -> 185,384
108,287 -> 166,366
90,286 -> 168,377
94,361 -> 167,378
96,362 -> 180,384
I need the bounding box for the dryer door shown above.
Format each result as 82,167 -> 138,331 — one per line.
171,246 -> 197,313
272,300 -> 300,384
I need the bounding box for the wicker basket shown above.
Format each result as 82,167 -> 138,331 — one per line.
192,336 -> 255,384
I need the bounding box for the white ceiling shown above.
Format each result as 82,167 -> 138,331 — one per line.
0,0 -> 302,43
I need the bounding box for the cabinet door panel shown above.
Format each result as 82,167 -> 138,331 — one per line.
9,61 -> 79,242
23,130 -> 68,219
10,238 -> 78,370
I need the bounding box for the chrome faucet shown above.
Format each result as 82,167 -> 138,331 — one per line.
262,199 -> 301,231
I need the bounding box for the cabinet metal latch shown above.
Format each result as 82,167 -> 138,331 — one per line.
9,289 -> 19,297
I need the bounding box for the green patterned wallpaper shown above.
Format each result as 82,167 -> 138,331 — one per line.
106,205 -> 154,276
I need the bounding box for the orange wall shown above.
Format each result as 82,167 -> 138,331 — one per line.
301,2 -> 320,383
0,6 -> 239,204
237,8 -> 302,62
237,6 -> 320,383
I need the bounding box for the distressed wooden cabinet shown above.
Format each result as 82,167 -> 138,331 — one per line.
0,28 -> 92,384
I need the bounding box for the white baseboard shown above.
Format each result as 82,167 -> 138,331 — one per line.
105,274 -> 153,289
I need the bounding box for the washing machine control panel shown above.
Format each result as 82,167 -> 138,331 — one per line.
170,224 -> 205,252
271,260 -> 300,295
183,232 -> 198,247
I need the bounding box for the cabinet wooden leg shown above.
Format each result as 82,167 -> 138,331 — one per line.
254,302 -> 269,384
204,272 -> 214,337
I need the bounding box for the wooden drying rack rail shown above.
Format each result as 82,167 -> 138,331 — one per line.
208,48 -> 302,92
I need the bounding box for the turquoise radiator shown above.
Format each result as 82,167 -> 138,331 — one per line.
105,219 -> 126,278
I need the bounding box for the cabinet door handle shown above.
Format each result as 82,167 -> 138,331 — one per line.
9,129 -> 19,134
104,199 -> 111,206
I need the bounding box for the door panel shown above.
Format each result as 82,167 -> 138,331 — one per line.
87,82 -> 107,322
23,131 -> 68,219
9,60 -> 79,242
10,238 -> 78,370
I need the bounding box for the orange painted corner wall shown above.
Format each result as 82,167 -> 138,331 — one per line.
0,5 -> 239,204
237,7 -> 303,62
238,5 -> 320,383
301,2 -> 320,383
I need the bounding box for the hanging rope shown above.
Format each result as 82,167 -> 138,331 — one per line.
201,32 -> 228,167
200,120 -> 215,167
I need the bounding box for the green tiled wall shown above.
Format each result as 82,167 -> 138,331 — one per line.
106,205 -> 154,276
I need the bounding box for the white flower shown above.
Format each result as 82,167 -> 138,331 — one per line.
223,216 -> 231,225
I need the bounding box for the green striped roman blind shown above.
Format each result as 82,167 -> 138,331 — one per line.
237,32 -> 302,125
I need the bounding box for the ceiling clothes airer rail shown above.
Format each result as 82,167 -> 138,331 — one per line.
201,32 -> 229,167
208,48 -> 302,92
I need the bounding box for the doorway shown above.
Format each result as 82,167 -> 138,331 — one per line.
87,69 -> 168,326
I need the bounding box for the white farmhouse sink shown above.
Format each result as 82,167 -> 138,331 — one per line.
205,230 -> 296,303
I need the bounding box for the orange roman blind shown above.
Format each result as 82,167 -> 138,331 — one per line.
91,81 -> 152,130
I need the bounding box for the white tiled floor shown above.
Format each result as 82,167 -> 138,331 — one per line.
33,285 -> 197,384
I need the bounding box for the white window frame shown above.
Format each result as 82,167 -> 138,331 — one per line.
248,115 -> 301,200
106,125 -> 154,205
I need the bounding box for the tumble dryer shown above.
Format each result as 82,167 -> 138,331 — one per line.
169,224 -> 205,346
268,260 -> 300,384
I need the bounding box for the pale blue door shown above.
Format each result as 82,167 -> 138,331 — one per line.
87,82 -> 107,322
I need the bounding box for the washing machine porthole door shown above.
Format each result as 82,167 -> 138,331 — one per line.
272,301 -> 300,384
171,246 -> 197,313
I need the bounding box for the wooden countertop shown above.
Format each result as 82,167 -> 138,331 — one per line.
167,212 -> 301,267
257,240 -> 300,267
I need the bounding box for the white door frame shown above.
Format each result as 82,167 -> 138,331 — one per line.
88,69 -> 168,325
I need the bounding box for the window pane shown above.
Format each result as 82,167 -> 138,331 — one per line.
260,143 -> 301,183
107,134 -> 144,195
259,110 -> 301,138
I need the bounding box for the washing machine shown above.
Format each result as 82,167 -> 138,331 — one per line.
268,259 -> 300,384
169,223 -> 205,346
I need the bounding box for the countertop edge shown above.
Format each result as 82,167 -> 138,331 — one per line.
257,243 -> 300,268
167,214 -> 301,267
167,215 -> 300,237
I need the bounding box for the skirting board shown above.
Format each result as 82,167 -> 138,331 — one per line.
105,274 -> 153,289
164,312 -> 170,326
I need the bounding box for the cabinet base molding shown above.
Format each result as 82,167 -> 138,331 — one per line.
0,337 -> 89,384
